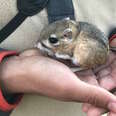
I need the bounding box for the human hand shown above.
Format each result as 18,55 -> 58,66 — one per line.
1,49 -> 116,112
81,51 -> 116,116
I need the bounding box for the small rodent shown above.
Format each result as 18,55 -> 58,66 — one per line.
36,18 -> 109,72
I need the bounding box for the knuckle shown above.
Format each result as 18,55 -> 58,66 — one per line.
86,95 -> 98,106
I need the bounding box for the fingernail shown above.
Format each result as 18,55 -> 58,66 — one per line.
108,102 -> 116,113
83,106 -> 89,113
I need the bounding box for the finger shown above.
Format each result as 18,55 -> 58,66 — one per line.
97,74 -> 116,114
111,59 -> 116,71
97,65 -> 116,91
93,51 -> 116,74
75,68 -> 116,113
77,70 -> 107,115
97,67 -> 111,78
82,103 -> 92,112
82,103 -> 106,116
98,75 -> 116,91
76,70 -> 98,84
90,74 -> 116,116
71,78 -> 116,113
87,107 -> 106,116
108,51 -> 116,63
108,112 -> 116,116
86,64 -> 116,116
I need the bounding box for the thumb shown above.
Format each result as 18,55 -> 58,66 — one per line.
70,79 -> 116,113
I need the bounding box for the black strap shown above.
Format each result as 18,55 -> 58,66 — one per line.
0,0 -> 49,44
0,13 -> 27,43
17,0 -> 49,16
47,0 -> 75,23
0,0 -> 75,43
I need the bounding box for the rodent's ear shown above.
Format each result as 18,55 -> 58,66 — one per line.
63,28 -> 72,40
69,21 -> 80,39
74,21 -> 81,34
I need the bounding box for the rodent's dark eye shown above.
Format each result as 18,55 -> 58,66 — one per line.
49,37 -> 59,44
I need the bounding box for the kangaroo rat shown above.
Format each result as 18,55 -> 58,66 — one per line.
36,18 -> 109,72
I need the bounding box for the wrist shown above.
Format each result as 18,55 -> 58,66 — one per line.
0,55 -> 25,93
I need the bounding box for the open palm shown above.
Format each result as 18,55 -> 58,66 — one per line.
80,51 -> 116,116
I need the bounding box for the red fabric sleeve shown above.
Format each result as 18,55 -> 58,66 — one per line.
109,34 -> 116,44
0,51 -> 23,111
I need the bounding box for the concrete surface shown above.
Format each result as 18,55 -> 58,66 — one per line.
0,0 -> 116,116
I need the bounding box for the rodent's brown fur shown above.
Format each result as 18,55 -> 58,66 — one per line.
37,19 -> 109,69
